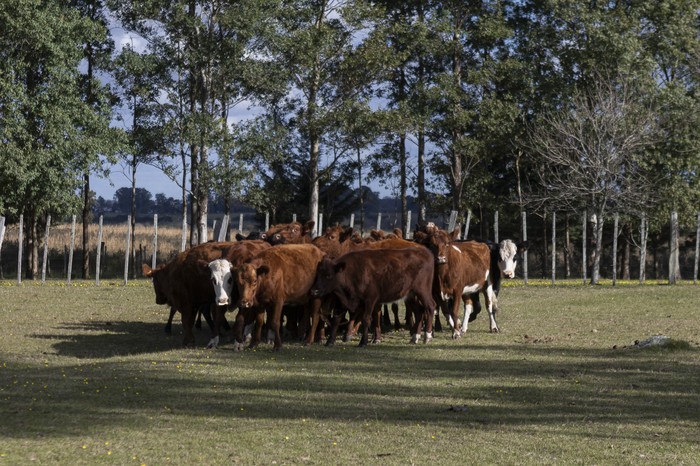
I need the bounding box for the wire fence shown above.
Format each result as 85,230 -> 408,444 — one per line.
0,209 -> 698,285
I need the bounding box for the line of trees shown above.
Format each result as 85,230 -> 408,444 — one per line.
2,0 -> 699,283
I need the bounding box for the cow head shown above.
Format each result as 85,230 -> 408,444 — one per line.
498,240 -> 529,278
265,220 -> 315,244
142,263 -> 168,305
235,260 -> 269,309
206,259 -> 235,306
310,257 -> 345,297
418,228 -> 459,265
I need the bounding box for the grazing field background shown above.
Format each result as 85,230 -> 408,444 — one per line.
0,280 -> 698,464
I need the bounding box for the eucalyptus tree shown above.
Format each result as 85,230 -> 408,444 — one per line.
0,0 -> 119,278
252,0 -> 392,232
110,0 -> 266,245
112,45 -> 167,277
71,0 -> 121,279
427,0 -> 519,222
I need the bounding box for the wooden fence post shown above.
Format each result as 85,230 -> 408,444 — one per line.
612,213 -> 619,286
694,212 -> 699,285
17,214 -> 23,285
447,210 -> 457,233
67,215 -> 76,284
522,211 -> 528,285
0,216 -> 5,280
292,213 -> 297,223
405,211 -> 412,239
152,214 -> 158,269
464,209 -> 472,240
376,212 -> 382,231
317,213 -> 323,238
582,211 -> 587,284
494,211 -> 499,243
640,213 -> 647,284
124,215 -> 132,285
41,215 -> 51,283
96,215 -> 103,286
217,214 -> 229,242
211,220 -> 217,242
551,211 -> 556,285
265,212 -> 270,232
349,213 -> 355,230
669,211 -> 679,285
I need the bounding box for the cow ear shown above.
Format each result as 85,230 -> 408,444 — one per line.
518,240 -> 529,252
196,259 -> 210,272
235,233 -> 244,241
301,220 -> 315,234
142,263 -> 154,277
413,231 -> 427,243
333,261 -> 346,274
393,228 -> 403,239
450,228 -> 460,241
256,265 -> 270,276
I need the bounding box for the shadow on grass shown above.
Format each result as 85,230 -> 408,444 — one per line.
3,322 -> 699,445
29,320 -> 215,358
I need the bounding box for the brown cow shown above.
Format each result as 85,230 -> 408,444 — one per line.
235,244 -> 325,350
142,241 -> 238,346
265,220 -> 315,245
418,228 -> 497,338
310,247 -> 437,347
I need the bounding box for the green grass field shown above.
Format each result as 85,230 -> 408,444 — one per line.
1,280 -> 698,465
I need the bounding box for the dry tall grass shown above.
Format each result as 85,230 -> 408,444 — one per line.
2,222 -> 187,263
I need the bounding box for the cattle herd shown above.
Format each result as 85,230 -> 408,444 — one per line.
142,220 -> 527,351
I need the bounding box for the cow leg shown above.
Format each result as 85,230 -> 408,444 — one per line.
392,303 -> 401,331
181,305 -> 196,347
460,297 -> 474,335
358,302 -> 373,347
485,285 -> 499,333
304,298 -> 323,346
165,306 -> 177,335
343,316 -> 358,342
469,292 -> 482,322
249,308 -> 265,349
207,304 -> 229,349
195,308 -> 203,329
270,301 -> 285,351
382,304 -> 391,329
231,309 -> 247,351
372,304 -> 382,344
408,299 -> 424,344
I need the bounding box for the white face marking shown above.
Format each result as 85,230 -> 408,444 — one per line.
499,240 -> 518,278
451,245 -> 462,253
209,259 -> 233,305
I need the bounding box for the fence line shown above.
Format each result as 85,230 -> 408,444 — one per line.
0,209 -> 698,284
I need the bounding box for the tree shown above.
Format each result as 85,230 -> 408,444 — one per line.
253,0 -> 391,232
71,0 -> 121,279
525,76 -> 660,284
0,0 -> 116,278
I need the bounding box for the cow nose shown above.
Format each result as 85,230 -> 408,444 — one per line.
437,256 -> 447,264
218,298 -> 229,305
504,271 -> 514,278
240,300 -> 252,308
310,289 -> 319,297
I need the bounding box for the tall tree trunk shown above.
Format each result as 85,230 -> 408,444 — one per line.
621,222 -> 632,279
82,173 -> 90,279
564,213 -> 572,278
591,210 -> 604,284
130,153 -> 137,279
541,211 -> 548,279
450,15 -> 464,213
399,133 -> 407,235
417,130 -> 426,224
356,145 -> 365,233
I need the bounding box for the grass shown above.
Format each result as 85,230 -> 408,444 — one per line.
0,280 -> 699,465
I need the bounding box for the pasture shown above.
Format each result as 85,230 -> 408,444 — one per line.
0,280 -> 698,465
